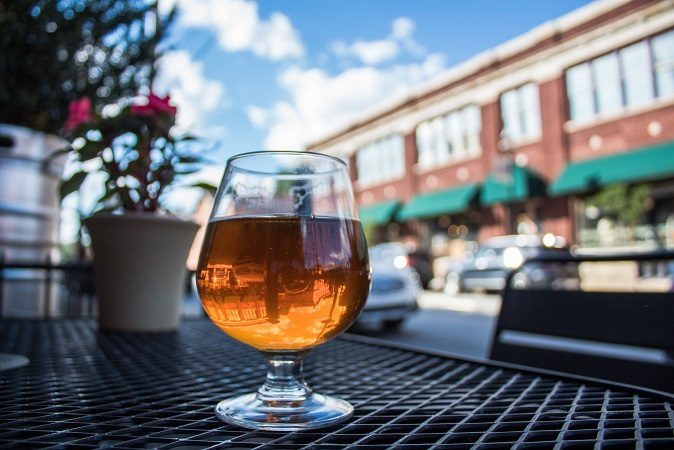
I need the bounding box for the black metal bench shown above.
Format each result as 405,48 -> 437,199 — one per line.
490,250 -> 674,394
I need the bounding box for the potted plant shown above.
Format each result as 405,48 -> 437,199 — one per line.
61,92 -> 206,331
0,1 -> 172,317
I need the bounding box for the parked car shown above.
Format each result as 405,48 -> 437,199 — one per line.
444,234 -> 578,294
364,242 -> 433,288
355,243 -> 420,330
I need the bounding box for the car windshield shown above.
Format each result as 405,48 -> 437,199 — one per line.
472,245 -> 559,259
474,247 -> 505,259
369,245 -> 406,264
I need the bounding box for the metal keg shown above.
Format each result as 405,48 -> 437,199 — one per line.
0,124 -> 67,318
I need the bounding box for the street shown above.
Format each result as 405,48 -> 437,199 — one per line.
350,291 -> 501,359
184,290 -> 502,359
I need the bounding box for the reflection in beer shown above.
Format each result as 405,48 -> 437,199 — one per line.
197,216 -> 370,351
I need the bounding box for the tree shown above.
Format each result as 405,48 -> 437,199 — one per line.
0,0 -> 174,135
586,183 -> 651,228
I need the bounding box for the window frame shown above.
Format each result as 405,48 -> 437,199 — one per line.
355,134 -> 405,187
564,27 -> 674,125
499,82 -> 542,144
415,103 -> 482,171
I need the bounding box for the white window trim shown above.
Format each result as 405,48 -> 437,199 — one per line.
354,174 -> 406,190
563,91 -> 674,133
355,134 -> 406,188
500,83 -> 543,145
415,104 -> 483,172
413,153 -> 483,175
502,135 -> 542,150
565,28 -> 674,129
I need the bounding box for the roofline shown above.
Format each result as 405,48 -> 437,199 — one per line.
306,0 -> 641,150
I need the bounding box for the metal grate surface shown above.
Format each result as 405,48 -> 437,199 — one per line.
0,320 -> 673,450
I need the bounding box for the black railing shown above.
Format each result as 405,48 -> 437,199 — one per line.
0,254 -> 95,318
503,249 -> 674,291
521,249 -> 674,263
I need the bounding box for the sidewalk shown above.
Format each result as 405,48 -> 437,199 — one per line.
417,290 -> 501,316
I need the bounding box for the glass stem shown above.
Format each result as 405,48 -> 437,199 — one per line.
257,351 -> 313,404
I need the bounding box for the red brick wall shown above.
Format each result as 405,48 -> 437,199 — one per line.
538,77 -> 569,180
568,102 -> 674,162
416,157 -> 484,192
356,178 -> 409,206
479,206 -> 507,241
480,101 -> 502,175
512,141 -> 545,177
403,132 -> 419,201
540,197 -> 574,243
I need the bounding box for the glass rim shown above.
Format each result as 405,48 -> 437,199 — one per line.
226,150 -> 347,176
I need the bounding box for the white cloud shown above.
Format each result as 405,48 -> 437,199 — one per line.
391,17 -> 414,40
351,39 -> 399,65
253,53 -> 446,149
246,105 -> 270,128
330,16 -> 425,66
155,50 -> 226,136
165,0 -> 304,60
245,15 -> 445,149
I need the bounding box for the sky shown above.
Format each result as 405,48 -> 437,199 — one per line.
62,0 -> 595,244
156,0 -> 592,181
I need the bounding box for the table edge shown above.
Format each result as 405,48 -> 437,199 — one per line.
340,332 -> 674,402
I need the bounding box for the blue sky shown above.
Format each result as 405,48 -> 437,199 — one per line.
62,0 -> 595,243
158,0 -> 593,169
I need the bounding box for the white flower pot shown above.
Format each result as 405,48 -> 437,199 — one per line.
84,213 -> 199,332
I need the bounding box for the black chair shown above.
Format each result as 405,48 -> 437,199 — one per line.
490,251 -> 674,394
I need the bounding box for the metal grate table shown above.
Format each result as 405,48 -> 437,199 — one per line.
1,320 -> 673,449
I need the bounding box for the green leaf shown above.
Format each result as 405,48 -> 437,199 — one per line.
179,134 -> 198,142
77,141 -> 101,162
96,186 -> 118,205
91,206 -> 120,216
177,155 -> 201,164
188,182 -> 218,195
175,168 -> 200,175
59,171 -> 88,200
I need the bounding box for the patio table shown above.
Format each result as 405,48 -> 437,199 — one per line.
1,319 -> 673,449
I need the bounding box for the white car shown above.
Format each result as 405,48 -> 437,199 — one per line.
355,243 -> 420,330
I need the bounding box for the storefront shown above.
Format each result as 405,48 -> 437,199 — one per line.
551,140 -> 674,250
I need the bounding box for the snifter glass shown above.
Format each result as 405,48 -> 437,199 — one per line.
197,151 -> 371,431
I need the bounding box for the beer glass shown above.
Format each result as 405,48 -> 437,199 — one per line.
197,151 -> 370,430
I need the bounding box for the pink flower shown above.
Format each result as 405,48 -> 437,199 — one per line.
131,93 -> 177,117
65,97 -> 92,131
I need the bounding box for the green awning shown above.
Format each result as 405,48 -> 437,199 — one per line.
550,140 -> 674,196
358,201 -> 400,226
397,184 -> 478,220
480,165 -> 546,206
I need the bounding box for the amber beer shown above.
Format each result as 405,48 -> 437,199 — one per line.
197,215 -> 370,351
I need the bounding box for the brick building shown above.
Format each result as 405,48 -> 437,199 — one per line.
307,0 -> 674,258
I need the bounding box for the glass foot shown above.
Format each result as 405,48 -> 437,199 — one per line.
0,353 -> 29,372
215,392 -> 353,431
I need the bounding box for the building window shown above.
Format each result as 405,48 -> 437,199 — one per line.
592,53 -> 622,115
355,134 -> 404,186
566,28 -> 674,122
566,63 -> 594,121
620,41 -> 654,108
653,29 -> 674,98
416,104 -> 481,170
499,83 -> 542,143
